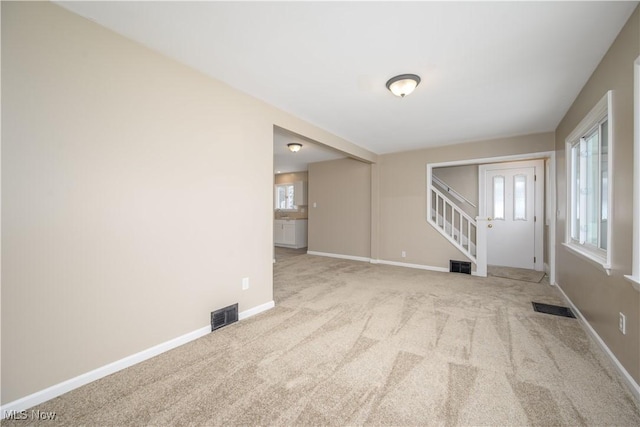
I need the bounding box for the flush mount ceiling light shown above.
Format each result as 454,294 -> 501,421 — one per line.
287,143 -> 303,153
386,74 -> 421,98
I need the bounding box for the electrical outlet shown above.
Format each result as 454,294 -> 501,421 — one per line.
619,312 -> 626,335
401,251 -> 406,258
242,277 -> 249,291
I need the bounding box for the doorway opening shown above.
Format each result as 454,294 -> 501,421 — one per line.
426,151 -> 556,283
272,126 -> 347,263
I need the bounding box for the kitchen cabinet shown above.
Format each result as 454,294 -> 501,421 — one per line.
293,181 -> 307,206
274,219 -> 308,248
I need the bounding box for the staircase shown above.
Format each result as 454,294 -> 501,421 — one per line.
427,176 -> 488,276
428,185 -> 478,260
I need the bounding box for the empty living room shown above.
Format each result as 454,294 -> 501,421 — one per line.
2,1 -> 640,425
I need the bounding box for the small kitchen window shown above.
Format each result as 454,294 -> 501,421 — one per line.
275,183 -> 297,211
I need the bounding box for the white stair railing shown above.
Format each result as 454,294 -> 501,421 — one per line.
428,186 -> 478,264
432,175 -> 477,208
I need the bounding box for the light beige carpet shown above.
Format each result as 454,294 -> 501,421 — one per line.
5,255 -> 639,426
274,246 -> 307,262
488,265 -> 546,283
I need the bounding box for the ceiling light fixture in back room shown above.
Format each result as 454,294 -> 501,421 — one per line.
386,74 -> 421,97
287,143 -> 302,152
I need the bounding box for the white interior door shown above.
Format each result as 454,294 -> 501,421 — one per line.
481,160 -> 544,270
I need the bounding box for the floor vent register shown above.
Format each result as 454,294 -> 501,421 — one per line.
211,303 -> 239,331
450,260 -> 472,274
532,302 -> 576,318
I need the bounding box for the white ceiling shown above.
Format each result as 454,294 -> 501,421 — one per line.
58,0 -> 637,166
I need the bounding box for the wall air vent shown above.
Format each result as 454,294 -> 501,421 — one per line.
211,303 -> 239,331
450,260 -> 471,275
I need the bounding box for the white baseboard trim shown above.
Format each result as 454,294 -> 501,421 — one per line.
376,259 -> 449,273
554,283 -> 640,401
306,251 -> 371,263
0,300 -> 275,419
305,250 -> 459,276
239,300 -> 275,320
306,252 -> 452,274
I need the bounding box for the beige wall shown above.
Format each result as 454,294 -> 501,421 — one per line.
274,172 -> 308,219
432,164 -> 479,218
308,158 -> 371,258
555,7 -> 640,383
0,2 -> 375,404
376,133 -> 554,266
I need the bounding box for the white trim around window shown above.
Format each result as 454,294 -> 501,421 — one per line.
625,58 -> 640,291
564,91 -> 613,275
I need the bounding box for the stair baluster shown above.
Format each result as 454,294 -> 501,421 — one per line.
428,186 -> 477,263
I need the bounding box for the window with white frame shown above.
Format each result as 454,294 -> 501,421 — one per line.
565,91 -> 612,271
626,58 -> 640,288
275,183 -> 296,211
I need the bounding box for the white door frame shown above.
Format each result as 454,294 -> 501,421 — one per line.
425,150 -> 556,284
479,159 -> 545,271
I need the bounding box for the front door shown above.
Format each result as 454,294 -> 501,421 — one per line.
480,160 -> 544,270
